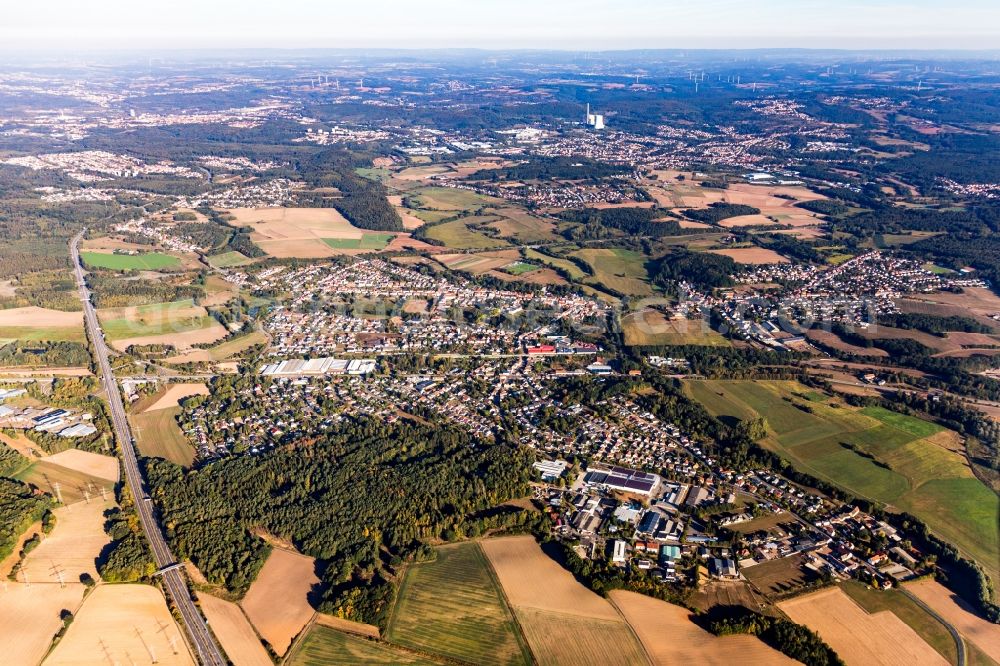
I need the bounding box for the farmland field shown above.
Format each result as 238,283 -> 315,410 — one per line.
240,548 -> 319,656
481,535 -> 648,666
0,306 -> 84,343
707,247 -> 790,264
146,383 -> 210,411
45,583 -> 193,665
20,499 -> 113,583
570,248 -> 653,296
906,580 -> 1000,663
99,299 -> 221,341
741,553 -> 819,596
387,542 -> 530,666
164,330 -> 269,365
410,186 -> 500,211
524,249 -> 588,279
15,459 -> 116,504
0,582 -> 86,666
131,405 -> 197,466
841,581 -> 958,664
610,590 -> 794,665
622,309 -> 730,347
288,625 -> 446,666
424,217 -> 508,249
322,233 -> 395,250
779,587 -> 947,666
80,251 -> 181,270
197,593 -> 272,666
685,380 -> 999,582
207,250 -> 252,268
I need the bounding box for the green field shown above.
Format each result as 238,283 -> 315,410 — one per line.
502,262 -> 539,276
207,251 -> 251,268
686,380 -> 999,582
322,234 -> 396,250
524,249 -> 588,280
841,581 -> 957,665
81,251 -> 181,271
411,187 -> 498,212
201,330 -> 268,361
288,625 -> 445,666
387,542 -> 530,666
570,248 -> 653,296
424,218 -> 508,250
0,326 -> 85,343
130,406 -> 196,467
99,300 -> 219,341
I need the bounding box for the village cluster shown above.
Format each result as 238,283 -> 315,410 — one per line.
235,259 -> 609,357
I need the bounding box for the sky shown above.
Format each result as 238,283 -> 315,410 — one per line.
3,0 -> 999,51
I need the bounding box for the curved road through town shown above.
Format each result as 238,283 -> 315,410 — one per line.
71,231 -> 227,666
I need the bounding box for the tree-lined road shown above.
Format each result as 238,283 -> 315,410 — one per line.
71,231 -> 227,666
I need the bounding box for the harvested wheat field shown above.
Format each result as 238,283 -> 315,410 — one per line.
610,590 -> 794,665
146,383 -> 210,411
43,449 -> 119,482
0,582 -> 86,666
227,207 -> 368,258
436,250 -> 522,275
44,584 -> 193,666
482,537 -> 619,619
708,248 -> 790,264
779,587 -> 947,666
0,520 -> 40,578
481,536 -> 649,666
240,548 -> 319,656
198,593 -> 271,666
21,499 -> 114,583
0,307 -> 82,327
906,580 -> 1000,662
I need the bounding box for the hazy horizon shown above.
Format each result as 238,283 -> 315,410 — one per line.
4,0 -> 998,52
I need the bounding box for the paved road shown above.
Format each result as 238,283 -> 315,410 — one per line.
901,588 -> 967,666
71,231 -> 227,666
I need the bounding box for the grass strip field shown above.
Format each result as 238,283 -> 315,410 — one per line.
685,380 -> 999,584
387,542 -> 530,666
81,251 -> 180,270
840,581 -> 958,665
288,625 -> 446,666
0,325 -> 85,343
207,251 -> 252,268
101,313 -> 219,341
425,217 -> 508,250
322,233 -> 396,250
570,247 -> 653,296
524,249 -> 588,280
131,406 -> 196,467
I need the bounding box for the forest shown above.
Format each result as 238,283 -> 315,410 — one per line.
143,414 -> 533,627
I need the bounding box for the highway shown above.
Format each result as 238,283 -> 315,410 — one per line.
71,231 -> 227,666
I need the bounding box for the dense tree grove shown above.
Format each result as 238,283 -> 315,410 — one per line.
143,417 -> 533,626
0,477 -> 52,561
649,248 -> 741,290
559,206 -> 683,238
875,312 -> 992,336
86,272 -> 202,308
684,202 -> 760,224
708,609 -> 844,666
0,340 -> 90,368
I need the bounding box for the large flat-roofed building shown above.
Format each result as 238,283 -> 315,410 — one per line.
584,465 -> 660,497
261,357 -> 375,377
